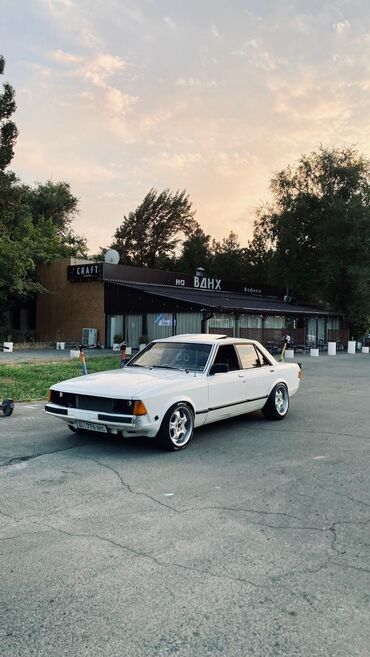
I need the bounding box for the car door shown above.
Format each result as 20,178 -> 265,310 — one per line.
207,344 -> 247,422
235,344 -> 271,411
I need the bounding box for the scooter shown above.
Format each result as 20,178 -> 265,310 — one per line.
0,344 -> 15,416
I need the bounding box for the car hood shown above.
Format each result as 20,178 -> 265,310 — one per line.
51,367 -> 199,398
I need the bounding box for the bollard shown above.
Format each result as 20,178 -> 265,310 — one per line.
347,340 -> 356,354
3,342 -> 13,353
310,348 -> 319,357
328,342 -> 336,356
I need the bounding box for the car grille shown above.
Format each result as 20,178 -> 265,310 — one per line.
50,391 -> 133,414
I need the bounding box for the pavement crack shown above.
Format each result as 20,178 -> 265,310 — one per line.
251,427 -> 370,441
43,521 -> 262,589
79,456 -> 179,513
316,485 -> 370,508
0,445 -> 78,467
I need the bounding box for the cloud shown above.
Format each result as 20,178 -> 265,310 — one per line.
333,20 -> 351,34
164,16 -> 176,29
232,38 -> 286,71
50,49 -> 82,63
74,52 -> 128,87
175,77 -> 218,88
105,87 -> 138,115
211,24 -> 221,38
47,49 -> 137,117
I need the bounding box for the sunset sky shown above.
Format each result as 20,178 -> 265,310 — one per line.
1,0 -> 370,253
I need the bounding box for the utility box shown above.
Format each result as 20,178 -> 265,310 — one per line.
82,328 -> 98,347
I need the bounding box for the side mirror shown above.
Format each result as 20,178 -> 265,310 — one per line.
209,363 -> 228,375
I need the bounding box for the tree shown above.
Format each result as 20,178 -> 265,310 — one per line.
210,231 -> 245,280
0,55 -> 86,306
175,226 -> 212,274
111,188 -> 197,268
250,146 -> 370,333
0,55 -> 18,171
0,183 -> 87,302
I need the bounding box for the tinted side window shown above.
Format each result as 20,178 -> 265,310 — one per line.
236,344 -> 261,369
213,345 -> 240,372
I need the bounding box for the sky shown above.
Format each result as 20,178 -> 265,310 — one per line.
1,0 -> 370,253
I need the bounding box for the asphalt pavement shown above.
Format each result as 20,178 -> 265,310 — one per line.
0,354 -> 369,657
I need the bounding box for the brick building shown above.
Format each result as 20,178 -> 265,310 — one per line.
35,258 -> 346,350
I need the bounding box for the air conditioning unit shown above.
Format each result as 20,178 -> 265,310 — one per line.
82,328 -> 98,347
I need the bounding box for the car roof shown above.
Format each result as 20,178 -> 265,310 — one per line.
154,334 -> 260,346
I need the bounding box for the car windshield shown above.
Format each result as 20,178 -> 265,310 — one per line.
127,342 -> 212,372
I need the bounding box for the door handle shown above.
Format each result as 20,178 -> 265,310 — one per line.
238,373 -> 245,378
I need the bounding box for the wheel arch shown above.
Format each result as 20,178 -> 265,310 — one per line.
267,377 -> 289,397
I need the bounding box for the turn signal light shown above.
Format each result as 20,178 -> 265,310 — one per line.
133,400 -> 148,416
47,389 -> 52,402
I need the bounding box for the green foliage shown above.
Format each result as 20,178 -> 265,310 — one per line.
111,188 -> 197,268
175,226 -> 212,274
0,355 -> 119,401
0,176 -> 86,302
209,231 -> 245,280
250,146 -> 370,333
0,56 -> 18,171
0,53 -> 86,305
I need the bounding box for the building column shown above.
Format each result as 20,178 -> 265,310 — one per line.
262,315 -> 266,345
234,314 -> 240,338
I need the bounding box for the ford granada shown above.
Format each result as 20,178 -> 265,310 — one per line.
45,334 -> 302,451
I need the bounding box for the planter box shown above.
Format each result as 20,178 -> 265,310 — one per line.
362,346 -> 369,354
310,348 -> 319,357
285,349 -> 294,359
328,342 -> 336,356
3,341 -> 13,353
347,340 -> 356,354
112,343 -> 121,351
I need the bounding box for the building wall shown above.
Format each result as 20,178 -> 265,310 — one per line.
36,259 -> 105,343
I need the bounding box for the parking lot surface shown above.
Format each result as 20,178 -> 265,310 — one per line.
0,354 -> 369,657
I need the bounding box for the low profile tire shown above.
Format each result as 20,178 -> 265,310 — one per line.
2,399 -> 14,417
157,402 -> 194,451
262,383 -> 289,421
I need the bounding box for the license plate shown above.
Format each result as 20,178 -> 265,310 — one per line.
75,421 -> 108,433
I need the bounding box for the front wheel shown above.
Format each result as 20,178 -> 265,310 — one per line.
157,403 -> 194,451
262,384 -> 289,420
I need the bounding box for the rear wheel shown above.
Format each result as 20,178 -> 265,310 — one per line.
262,383 -> 289,420
2,399 -> 14,416
157,403 -> 194,451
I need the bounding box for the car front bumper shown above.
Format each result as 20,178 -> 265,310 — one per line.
45,403 -> 160,438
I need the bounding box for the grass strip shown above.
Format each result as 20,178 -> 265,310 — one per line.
0,356 -> 120,402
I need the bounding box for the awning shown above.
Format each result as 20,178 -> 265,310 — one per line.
105,279 -> 331,316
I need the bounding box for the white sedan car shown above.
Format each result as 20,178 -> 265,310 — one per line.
45,334 -> 302,451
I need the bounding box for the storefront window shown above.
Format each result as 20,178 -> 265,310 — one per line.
107,315 -> 124,347
176,313 -> 202,335
147,313 -> 175,341
126,315 -> 143,348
